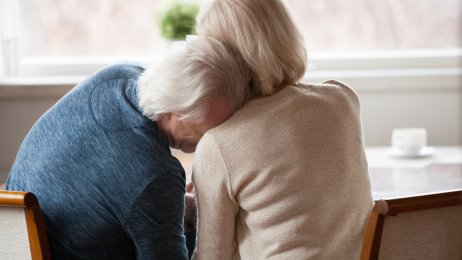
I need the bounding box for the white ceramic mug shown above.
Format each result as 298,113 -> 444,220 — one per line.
391,128 -> 427,155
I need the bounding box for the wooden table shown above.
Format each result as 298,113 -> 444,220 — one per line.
173,146 -> 462,200
2,147 -> 461,200
366,146 -> 462,199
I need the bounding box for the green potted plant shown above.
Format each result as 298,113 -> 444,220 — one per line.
159,1 -> 199,40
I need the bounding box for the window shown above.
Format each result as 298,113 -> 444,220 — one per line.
20,0 -> 462,56
20,0 -> 169,58
1,0 -> 461,77
285,0 -> 462,52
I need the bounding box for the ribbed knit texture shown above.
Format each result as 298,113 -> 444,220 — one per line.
192,80 -> 373,260
7,63 -> 189,260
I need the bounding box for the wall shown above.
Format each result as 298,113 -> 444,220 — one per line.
358,88 -> 462,147
0,85 -> 71,182
1,79 -> 461,182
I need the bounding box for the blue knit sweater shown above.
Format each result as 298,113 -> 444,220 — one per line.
7,63 -> 189,260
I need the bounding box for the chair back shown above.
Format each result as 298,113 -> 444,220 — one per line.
360,189 -> 462,260
0,190 -> 51,260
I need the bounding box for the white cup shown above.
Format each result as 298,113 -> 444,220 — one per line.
391,128 -> 427,155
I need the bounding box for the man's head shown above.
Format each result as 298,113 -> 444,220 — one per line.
138,36 -> 251,153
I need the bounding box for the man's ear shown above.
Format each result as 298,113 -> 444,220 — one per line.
170,113 -> 181,119
156,113 -> 175,134
159,112 -> 174,121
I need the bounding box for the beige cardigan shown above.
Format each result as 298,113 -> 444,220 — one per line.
192,80 -> 373,260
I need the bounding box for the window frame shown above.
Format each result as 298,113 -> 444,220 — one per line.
1,0 -> 461,92
7,48 -> 461,92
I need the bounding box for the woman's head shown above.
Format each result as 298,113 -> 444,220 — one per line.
196,0 -> 307,96
138,36 -> 251,152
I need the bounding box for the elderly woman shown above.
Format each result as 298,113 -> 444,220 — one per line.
6,36 -> 250,259
191,0 -> 374,259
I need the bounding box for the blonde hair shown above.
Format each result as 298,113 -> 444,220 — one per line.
196,0 -> 307,96
138,36 -> 251,123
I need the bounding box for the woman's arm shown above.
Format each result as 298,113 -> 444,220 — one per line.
192,134 -> 239,260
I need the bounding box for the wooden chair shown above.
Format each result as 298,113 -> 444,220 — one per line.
360,189 -> 462,260
0,190 -> 51,260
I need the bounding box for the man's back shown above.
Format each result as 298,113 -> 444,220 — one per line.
7,63 -> 188,259
193,80 -> 373,259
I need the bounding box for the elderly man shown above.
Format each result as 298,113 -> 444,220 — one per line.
6,37 -> 249,260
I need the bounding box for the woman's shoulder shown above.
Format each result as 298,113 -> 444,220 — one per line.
297,80 -> 360,106
298,79 -> 356,94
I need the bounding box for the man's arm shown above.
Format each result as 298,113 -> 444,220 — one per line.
184,182 -> 197,259
192,134 -> 239,260
124,171 -> 188,260
184,182 -> 197,234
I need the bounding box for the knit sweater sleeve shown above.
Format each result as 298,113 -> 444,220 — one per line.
192,133 -> 239,260
124,171 -> 188,260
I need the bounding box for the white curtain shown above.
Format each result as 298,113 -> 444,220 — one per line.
0,0 -> 20,76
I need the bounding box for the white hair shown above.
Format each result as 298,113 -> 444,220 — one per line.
138,36 -> 251,123
196,0 -> 307,97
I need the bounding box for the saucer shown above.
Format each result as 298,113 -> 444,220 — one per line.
389,146 -> 434,158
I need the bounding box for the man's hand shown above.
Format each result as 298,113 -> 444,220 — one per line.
184,182 -> 197,233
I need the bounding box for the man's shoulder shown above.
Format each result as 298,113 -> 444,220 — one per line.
93,62 -> 145,82
87,62 -> 149,131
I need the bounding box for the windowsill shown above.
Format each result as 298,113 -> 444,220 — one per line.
1,49 -> 461,98
1,67 -> 461,99
0,75 -> 85,86
0,76 -> 81,99
306,68 -> 462,92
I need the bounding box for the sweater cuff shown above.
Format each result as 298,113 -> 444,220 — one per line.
185,231 -> 197,259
